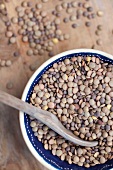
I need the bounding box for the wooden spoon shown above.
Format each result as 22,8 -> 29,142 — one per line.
0,90 -> 98,147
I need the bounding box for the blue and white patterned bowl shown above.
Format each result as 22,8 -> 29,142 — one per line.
19,49 -> 113,170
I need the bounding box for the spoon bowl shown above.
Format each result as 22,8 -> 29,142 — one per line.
19,49 -> 113,170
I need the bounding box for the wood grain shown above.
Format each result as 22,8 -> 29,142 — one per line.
0,0 -> 113,169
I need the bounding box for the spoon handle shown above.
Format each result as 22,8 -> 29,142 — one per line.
0,90 -> 63,134
0,90 -> 98,147
0,90 -> 54,123
0,90 -> 69,139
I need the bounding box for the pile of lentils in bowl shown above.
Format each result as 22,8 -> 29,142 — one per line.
30,55 -> 113,168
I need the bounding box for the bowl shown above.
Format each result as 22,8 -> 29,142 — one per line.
19,49 -> 113,170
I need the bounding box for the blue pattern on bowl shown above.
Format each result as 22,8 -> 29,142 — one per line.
24,52 -> 113,170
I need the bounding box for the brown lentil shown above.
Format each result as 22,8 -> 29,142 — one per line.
29,55 -> 113,167
5,1 -> 113,166
85,21 -> 91,27
96,39 -> 102,46
9,37 -> 16,44
6,82 -> 13,89
97,10 -> 104,17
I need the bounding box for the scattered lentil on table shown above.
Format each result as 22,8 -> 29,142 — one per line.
2,0 -> 105,58
6,81 -> 13,89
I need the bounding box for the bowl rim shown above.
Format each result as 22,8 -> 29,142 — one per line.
19,48 -> 113,170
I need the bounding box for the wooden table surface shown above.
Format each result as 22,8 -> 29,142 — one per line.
0,0 -> 113,169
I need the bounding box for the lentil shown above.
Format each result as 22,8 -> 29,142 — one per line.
9,1 -> 113,167
9,37 -> 16,44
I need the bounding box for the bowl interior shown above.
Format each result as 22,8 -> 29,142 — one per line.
23,51 -> 113,170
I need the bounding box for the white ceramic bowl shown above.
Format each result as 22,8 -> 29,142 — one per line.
19,49 -> 113,170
